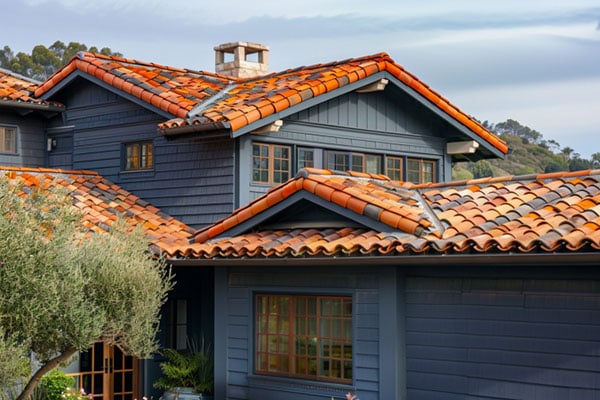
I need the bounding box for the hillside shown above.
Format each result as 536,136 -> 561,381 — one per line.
452,119 -> 600,180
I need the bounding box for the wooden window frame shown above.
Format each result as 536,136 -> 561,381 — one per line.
407,158 -> 436,183
252,143 -> 291,184
297,147 -> 315,170
385,155 -> 404,181
0,125 -> 17,154
255,294 -> 353,383
325,151 -> 381,174
124,141 -> 153,171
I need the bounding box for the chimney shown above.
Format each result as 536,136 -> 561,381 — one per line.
214,42 -> 269,78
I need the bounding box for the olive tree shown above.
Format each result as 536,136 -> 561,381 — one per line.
0,178 -> 173,400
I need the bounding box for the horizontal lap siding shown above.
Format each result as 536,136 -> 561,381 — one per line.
0,114 -> 46,167
53,81 -> 235,228
405,277 -> 600,400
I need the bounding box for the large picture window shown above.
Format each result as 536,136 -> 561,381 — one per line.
255,294 -> 352,383
0,126 -> 17,153
125,141 -> 153,170
252,143 -> 291,184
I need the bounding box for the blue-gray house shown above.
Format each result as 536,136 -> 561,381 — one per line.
5,42 -> 599,400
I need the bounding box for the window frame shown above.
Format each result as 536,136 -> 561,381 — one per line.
0,125 -> 18,154
124,141 -> 154,171
252,142 -> 292,185
255,293 -> 353,384
325,150 -> 382,174
407,158 -> 436,183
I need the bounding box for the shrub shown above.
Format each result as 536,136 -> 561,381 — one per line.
41,370 -> 74,400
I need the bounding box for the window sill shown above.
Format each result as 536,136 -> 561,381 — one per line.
119,169 -> 155,179
247,374 -> 354,398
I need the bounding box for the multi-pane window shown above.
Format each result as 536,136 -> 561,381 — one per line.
256,294 -> 352,383
253,143 -> 291,184
297,148 -> 315,169
0,126 -> 17,153
125,142 -> 153,170
386,156 -> 403,181
407,158 -> 436,183
325,151 -> 381,174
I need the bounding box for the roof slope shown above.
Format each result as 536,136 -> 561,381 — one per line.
0,68 -> 63,110
1,166 -> 194,255
32,52 -> 507,156
170,168 -> 600,259
34,52 -> 234,119
159,53 -> 507,154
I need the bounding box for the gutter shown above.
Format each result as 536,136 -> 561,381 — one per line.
0,99 -> 65,113
166,251 -> 600,267
158,120 -> 231,138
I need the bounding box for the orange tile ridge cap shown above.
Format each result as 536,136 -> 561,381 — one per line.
0,165 -> 99,176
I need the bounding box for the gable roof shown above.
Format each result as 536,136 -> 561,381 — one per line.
33,52 -> 507,157
158,53 -> 507,157
0,68 -> 64,113
166,168 -> 600,261
1,166 -> 194,255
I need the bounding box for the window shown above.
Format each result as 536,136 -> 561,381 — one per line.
407,158 -> 436,183
255,294 -> 352,383
125,142 -> 153,170
325,151 -> 381,174
0,126 -> 17,153
252,143 -> 291,184
297,148 -> 315,169
386,156 -> 403,181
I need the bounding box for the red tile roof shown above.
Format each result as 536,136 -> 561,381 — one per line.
1,166 -> 194,256
0,68 -> 63,109
32,52 -> 507,156
34,52 -> 235,119
170,168 -> 600,259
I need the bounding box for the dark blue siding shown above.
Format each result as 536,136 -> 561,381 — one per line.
47,79 -> 235,228
0,112 -> 46,167
216,267 -> 383,400
405,277 -> 600,400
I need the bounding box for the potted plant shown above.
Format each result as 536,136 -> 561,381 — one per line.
155,338 -> 214,400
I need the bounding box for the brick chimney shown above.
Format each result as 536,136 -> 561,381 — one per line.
214,42 -> 269,78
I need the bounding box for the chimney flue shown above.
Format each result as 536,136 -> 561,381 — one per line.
214,42 -> 269,78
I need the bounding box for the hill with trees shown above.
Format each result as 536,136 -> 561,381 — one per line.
453,119 -> 600,180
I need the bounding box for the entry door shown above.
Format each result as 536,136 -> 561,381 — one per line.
78,342 -> 139,400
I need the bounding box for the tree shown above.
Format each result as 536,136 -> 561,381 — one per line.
469,160 -> 495,178
0,178 -> 173,400
0,42 -> 122,81
494,119 -> 542,144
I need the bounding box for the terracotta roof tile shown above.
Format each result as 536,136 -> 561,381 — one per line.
0,68 -> 63,109
166,169 -> 600,259
153,53 -> 507,154
1,166 -> 194,257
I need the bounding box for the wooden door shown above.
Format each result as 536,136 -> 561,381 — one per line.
75,342 -> 139,400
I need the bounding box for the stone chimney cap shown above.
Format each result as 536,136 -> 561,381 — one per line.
214,42 -> 269,78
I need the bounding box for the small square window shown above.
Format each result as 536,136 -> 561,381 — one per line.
407,158 -> 436,183
0,126 -> 17,154
125,142 -> 153,171
252,143 -> 291,184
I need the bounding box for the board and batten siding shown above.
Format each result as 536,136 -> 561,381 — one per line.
405,276 -> 600,400
0,113 -> 47,167
239,90 -> 451,204
214,266 -> 385,400
47,80 -> 235,228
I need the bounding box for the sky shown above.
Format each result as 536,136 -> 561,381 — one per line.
4,0 -> 600,158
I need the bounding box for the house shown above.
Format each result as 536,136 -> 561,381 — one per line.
0,68 -> 64,167
164,167 -> 600,400
29,42 -> 507,229
7,43 -> 598,400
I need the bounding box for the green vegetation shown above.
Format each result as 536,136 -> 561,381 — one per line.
453,119 -> 600,180
0,41 -> 121,81
0,178 -> 173,400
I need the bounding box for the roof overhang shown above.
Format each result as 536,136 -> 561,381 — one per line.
167,251 -> 600,267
